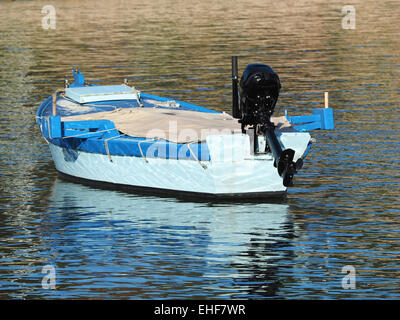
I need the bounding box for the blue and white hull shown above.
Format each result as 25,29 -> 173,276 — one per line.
48,131 -> 310,197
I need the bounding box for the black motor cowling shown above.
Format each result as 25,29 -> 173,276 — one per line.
238,63 -> 281,127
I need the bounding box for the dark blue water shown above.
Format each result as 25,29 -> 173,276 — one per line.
0,0 -> 399,299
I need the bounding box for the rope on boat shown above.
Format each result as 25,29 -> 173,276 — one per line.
103,133 -> 126,163
40,124 -> 50,144
137,138 -> 207,169
128,84 -> 143,108
134,87 -> 144,108
52,89 -> 65,116
137,138 -> 159,163
187,142 -> 207,169
124,79 -> 143,108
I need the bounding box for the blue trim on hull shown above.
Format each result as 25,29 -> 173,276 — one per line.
48,136 -> 210,161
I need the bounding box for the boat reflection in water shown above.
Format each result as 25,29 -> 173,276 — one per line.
41,178 -> 293,298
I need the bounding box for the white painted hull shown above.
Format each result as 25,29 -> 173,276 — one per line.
48,131 -> 310,197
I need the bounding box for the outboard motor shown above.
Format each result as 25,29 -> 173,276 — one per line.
231,56 -> 300,187
239,63 -> 281,128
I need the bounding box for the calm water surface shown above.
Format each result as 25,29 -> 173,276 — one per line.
0,0 -> 399,299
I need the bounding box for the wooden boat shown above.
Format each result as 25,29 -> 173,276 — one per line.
36,57 -> 334,199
